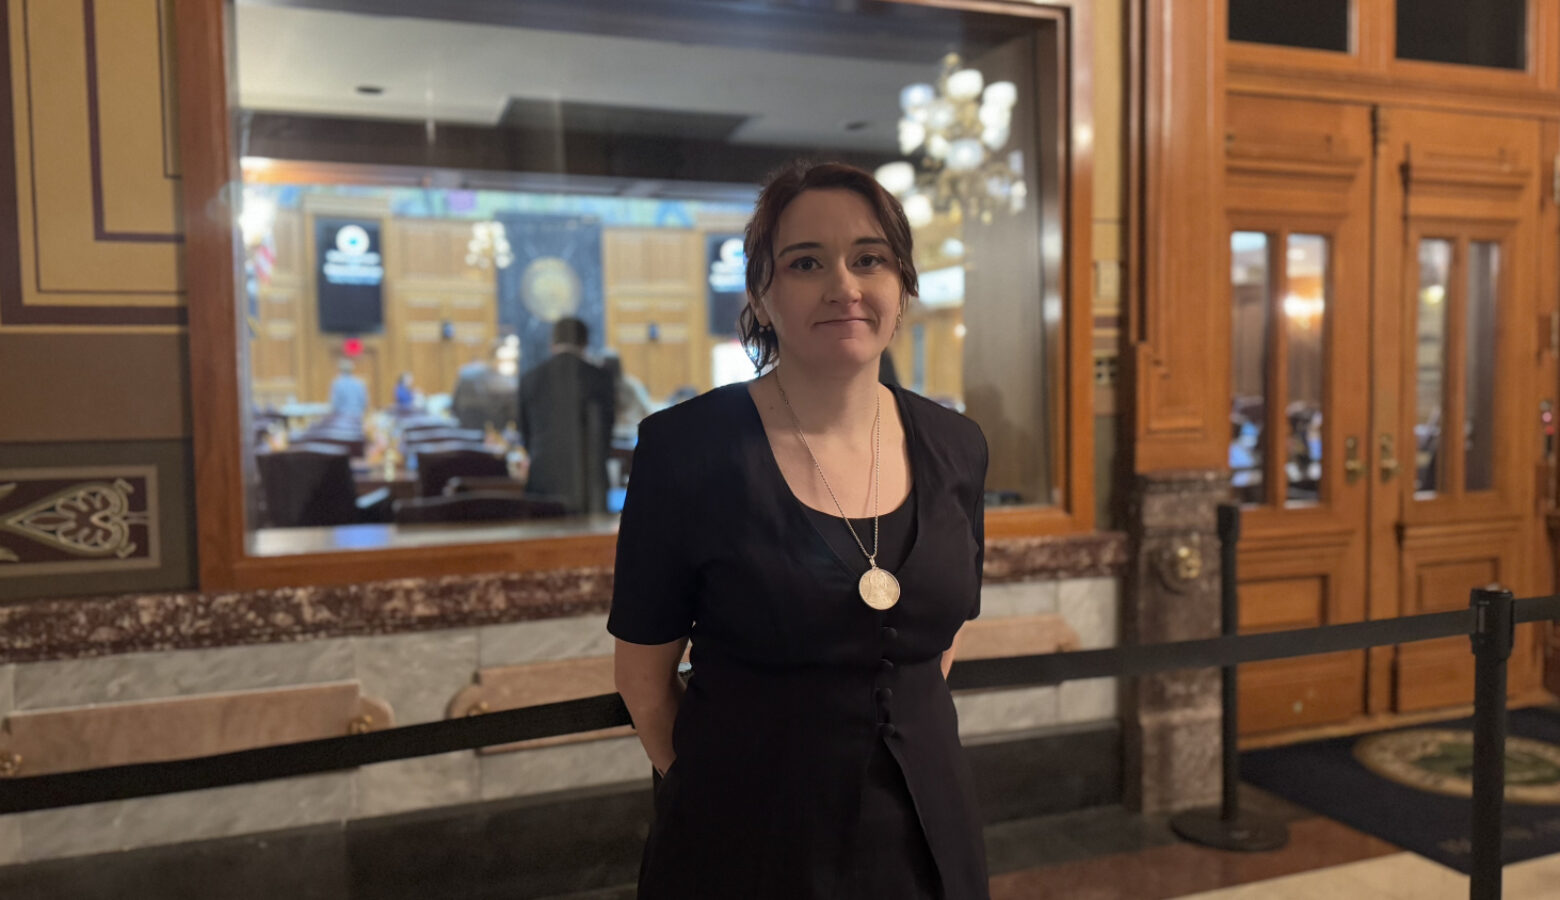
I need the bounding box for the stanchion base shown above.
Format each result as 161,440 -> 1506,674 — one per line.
1170,809 -> 1289,852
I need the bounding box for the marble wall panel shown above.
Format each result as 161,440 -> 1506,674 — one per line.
1059,676 -> 1119,724
0,664 -> 12,717
479,735 -> 648,802
979,580 -> 1059,618
12,774 -> 353,865
11,799 -> 127,863
110,774 -> 352,855
13,638 -> 353,710
954,686 -> 1058,737
478,613 -> 612,668
1059,576 -> 1120,649
352,629 -> 477,724
0,814 -> 19,867
355,752 -> 480,819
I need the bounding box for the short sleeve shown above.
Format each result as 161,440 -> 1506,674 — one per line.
967,428 -> 989,621
607,415 -> 698,644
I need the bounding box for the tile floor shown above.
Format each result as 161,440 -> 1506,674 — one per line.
3,783 -> 1553,899
984,785 -> 1555,900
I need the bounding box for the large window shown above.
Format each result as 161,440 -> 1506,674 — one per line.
207,0 -> 1088,573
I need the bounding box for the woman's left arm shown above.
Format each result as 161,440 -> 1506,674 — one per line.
941,628 -> 963,679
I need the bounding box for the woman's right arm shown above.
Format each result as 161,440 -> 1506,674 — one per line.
614,636 -> 688,775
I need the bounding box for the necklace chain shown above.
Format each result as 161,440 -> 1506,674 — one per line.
773,373 -> 881,568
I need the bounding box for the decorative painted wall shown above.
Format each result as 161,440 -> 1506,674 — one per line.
0,1 -> 192,598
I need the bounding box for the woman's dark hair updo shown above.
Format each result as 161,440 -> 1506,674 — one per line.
739,161 -> 919,372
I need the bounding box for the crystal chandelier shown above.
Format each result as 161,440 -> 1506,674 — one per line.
874,53 -> 1026,228
465,221 -> 514,270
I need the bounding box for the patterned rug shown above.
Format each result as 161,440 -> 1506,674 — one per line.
1241,707 -> 1560,872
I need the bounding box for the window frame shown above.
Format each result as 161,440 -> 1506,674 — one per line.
1226,0 -> 1560,102
177,0 -> 1096,590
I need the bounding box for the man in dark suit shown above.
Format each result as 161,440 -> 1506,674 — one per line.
518,317 -> 616,514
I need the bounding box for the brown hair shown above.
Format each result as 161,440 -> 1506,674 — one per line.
740,161 -> 919,372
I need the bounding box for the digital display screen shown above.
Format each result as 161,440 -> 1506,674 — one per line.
315,217 -> 385,334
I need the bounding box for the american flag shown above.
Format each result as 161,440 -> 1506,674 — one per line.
251,232 -> 276,285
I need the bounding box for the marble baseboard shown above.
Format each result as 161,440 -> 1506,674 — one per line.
478,736 -> 648,802
355,752 -> 480,819
0,816 -> 20,867
9,772 -> 353,864
957,685 -> 1059,736
0,533 -> 1126,665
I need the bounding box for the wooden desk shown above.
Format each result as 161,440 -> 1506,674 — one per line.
352,467 -> 418,501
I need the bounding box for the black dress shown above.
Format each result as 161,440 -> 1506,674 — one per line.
608,382 -> 990,899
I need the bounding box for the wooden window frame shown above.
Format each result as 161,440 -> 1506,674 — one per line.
1227,0 -> 1560,108
176,0 -> 1096,590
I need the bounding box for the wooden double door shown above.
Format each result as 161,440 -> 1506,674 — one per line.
1226,95 -> 1556,736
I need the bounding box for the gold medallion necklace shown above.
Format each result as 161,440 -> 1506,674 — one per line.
774,374 -> 901,611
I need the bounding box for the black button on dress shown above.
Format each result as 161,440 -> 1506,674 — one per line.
608,382 -> 990,899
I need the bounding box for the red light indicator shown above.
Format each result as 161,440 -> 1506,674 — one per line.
343,338 -> 363,357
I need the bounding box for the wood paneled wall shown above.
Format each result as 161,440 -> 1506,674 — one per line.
252,215 -> 742,412
384,219 -> 496,406
602,228 -> 710,401
1127,0 -> 1228,472
0,0 -> 189,442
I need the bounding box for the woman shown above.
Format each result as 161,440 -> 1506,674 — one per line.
609,161 -> 990,899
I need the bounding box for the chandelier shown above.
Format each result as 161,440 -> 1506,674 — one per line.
874,53 -> 1025,228
465,221 -> 514,270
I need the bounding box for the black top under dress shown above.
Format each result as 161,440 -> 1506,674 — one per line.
607,382 -> 990,899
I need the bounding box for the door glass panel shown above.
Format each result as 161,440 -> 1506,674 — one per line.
1229,0 -> 1350,53
1464,241 -> 1499,492
1396,0 -> 1526,71
1285,234 -> 1327,507
1231,231 -> 1270,506
1415,239 -> 1452,498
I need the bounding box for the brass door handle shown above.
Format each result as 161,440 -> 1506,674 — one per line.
1344,436 -> 1364,484
1379,434 -> 1401,481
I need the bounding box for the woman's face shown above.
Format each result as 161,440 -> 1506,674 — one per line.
754,188 -> 903,375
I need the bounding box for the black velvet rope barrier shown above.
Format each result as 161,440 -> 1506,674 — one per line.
4,596 -> 1556,816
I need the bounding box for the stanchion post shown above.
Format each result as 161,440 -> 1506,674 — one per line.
1169,504 -> 1288,852
1468,586 -> 1514,900
1218,503 -> 1240,823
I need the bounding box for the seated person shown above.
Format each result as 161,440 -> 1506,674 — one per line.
451,336 -> 520,431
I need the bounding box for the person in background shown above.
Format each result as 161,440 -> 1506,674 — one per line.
518,317 -> 616,514
600,350 -> 657,440
393,372 -> 417,411
451,337 -> 520,431
328,358 -> 369,419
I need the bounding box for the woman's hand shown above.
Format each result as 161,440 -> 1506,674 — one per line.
614,636 -> 689,774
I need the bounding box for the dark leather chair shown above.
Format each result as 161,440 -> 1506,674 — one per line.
415,446 -> 509,497
392,492 -> 568,524
256,445 -> 390,527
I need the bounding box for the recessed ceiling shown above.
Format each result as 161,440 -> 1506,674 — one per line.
232,2 -> 989,153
